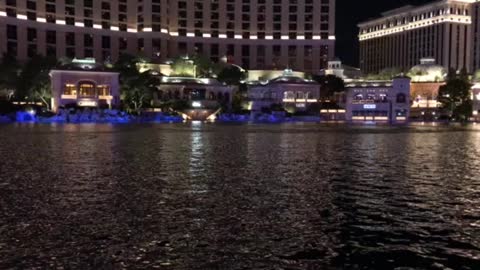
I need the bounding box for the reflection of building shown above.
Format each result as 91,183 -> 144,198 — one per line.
154,76 -> 235,120
345,76 -> 411,123
359,1 -> 473,74
0,0 -> 335,72
247,69 -> 321,113
49,58 -> 120,112
471,82 -> 480,121
409,58 -> 446,120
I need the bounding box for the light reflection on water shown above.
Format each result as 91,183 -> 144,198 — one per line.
0,123 -> 479,269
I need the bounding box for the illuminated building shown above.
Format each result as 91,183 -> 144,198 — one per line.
344,76 -> 411,123
49,58 -> 120,112
247,69 -> 321,113
358,0 -> 475,74
0,0 -> 335,72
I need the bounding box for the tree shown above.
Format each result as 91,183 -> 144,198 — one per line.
114,54 -> 159,115
0,53 -> 20,100
438,70 -> 473,122
191,55 -> 221,78
217,66 -> 246,85
15,55 -> 57,110
30,73 -> 53,110
312,74 -> 345,99
170,57 -> 197,77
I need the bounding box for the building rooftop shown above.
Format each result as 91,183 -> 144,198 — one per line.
249,69 -> 318,86
53,58 -> 115,73
408,58 -> 446,82
159,76 -> 226,86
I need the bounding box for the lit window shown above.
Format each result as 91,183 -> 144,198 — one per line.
63,84 -> 77,95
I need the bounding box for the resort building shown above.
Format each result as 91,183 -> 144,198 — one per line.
0,0 -> 336,73
344,76 -> 411,123
247,69 -> 321,113
154,76 -> 235,120
49,58 -> 120,112
358,0 -> 475,74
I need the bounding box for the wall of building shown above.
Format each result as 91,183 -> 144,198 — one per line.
0,0 -> 336,73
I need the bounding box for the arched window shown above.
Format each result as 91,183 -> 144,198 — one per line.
354,94 -> 363,101
296,92 -> 305,99
208,92 -> 216,100
78,81 -> 96,97
224,92 -> 230,102
397,93 -> 406,103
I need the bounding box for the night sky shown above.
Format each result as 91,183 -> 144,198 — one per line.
336,0 -> 433,67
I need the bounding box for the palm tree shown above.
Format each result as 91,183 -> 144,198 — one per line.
115,54 -> 159,115
0,53 -> 20,100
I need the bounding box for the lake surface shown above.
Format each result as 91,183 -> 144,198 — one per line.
1,123 -> 480,269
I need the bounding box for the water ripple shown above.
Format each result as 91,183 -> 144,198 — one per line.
0,123 -> 479,269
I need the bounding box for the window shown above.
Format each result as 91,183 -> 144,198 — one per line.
78,82 -> 96,97
397,93 -> 406,103
63,84 -> 77,95
97,85 -> 110,96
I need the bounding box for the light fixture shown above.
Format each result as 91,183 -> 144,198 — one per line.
192,101 -> 202,108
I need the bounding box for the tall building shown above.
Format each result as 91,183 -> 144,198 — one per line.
358,0 -> 477,74
0,0 -> 336,72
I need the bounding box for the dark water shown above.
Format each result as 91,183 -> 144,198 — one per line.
1,123 -> 480,269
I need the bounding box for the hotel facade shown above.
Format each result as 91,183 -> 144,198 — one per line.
358,0 -> 480,74
0,0 -> 336,73
344,77 -> 411,124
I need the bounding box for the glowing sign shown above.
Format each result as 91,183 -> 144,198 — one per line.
363,104 -> 376,109
72,58 -> 96,65
78,100 -> 97,107
192,101 -> 202,108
